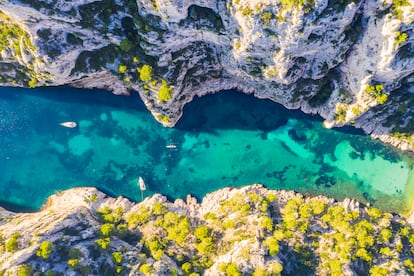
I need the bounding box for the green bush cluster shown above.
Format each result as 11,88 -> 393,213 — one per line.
365,84 -> 388,104
137,64 -> 152,83
259,12 -> 273,27
5,233 -> 20,252
4,190 -> 414,275
126,206 -> 150,227
95,237 -> 111,252
0,10 -> 41,87
273,197 -> 414,275
97,206 -> 124,224
36,241 -> 53,259
17,265 -> 33,276
280,0 -> 315,8
395,32 -> 408,45
145,236 -> 165,261
392,0 -> 410,20
158,80 -> 173,102
154,212 -> 191,244
0,11 -> 36,56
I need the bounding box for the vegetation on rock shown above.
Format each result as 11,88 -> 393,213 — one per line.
0,186 -> 413,275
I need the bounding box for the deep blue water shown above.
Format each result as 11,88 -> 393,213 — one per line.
0,87 -> 413,213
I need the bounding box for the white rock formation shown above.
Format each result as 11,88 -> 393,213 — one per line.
0,0 -> 413,150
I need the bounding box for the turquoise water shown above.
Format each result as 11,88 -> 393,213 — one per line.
0,87 -> 413,213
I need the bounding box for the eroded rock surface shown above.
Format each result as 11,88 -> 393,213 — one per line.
0,0 -> 413,149
0,186 -> 414,275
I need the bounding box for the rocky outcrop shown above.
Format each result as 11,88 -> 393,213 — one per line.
0,0 -> 413,150
0,186 -> 414,275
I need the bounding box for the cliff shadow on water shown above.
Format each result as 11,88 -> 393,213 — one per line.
176,90 -> 323,132
177,89 -> 367,138
2,86 -> 146,110
175,90 -> 414,214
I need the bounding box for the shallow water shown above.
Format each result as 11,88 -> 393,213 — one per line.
0,87 -> 413,213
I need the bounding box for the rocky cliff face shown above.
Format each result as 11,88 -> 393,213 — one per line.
0,186 -> 414,275
0,0 -> 413,149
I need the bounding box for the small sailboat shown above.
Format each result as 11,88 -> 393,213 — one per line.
166,144 -> 177,149
138,176 -> 146,200
138,177 -> 146,191
59,121 -> 77,128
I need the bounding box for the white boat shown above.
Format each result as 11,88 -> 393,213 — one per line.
59,121 -> 77,128
166,144 -> 177,149
138,177 -> 146,201
138,176 -> 146,191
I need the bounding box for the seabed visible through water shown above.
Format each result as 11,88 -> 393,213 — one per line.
0,87 -> 413,213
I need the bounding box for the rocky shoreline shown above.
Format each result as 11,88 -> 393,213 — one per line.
0,185 -> 413,275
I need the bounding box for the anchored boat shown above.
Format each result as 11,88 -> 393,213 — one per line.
59,121 -> 77,128
138,176 -> 146,200
138,176 -> 146,191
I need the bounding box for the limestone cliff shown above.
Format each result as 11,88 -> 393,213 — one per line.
0,186 -> 414,275
0,0 -> 413,150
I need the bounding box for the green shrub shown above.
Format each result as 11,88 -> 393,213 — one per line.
309,199 -> 326,215
112,251 -> 123,264
145,236 -> 165,261
259,216 -> 273,232
95,237 -> 111,251
157,114 -> 170,123
222,219 -> 235,230
100,223 -> 115,237
264,236 -> 279,256
36,241 -> 53,259
396,32 -> 408,44
68,258 -> 80,270
116,223 -> 128,237
266,194 -> 277,203
194,226 -> 210,240
158,80 -> 172,102
267,261 -> 283,274
369,266 -> 388,275
158,212 -> 191,244
354,248 -> 372,263
404,259 -> 414,272
90,193 -> 98,202
28,78 -> 36,88
377,93 -> 388,104
118,65 -> 127,74
5,233 -> 20,252
379,247 -> 392,256
182,262 -> 192,275
140,264 -> 153,275
324,259 -> 341,275
366,207 -> 382,221
196,237 -> 214,255
365,84 -> 387,104
252,267 -> 266,276
152,202 -> 168,215
126,208 -> 150,227
226,263 -> 241,276
17,265 -> 33,276
260,12 -> 273,27
138,64 -> 152,82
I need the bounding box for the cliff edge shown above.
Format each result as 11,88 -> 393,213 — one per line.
0,185 -> 414,275
0,0 -> 413,150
